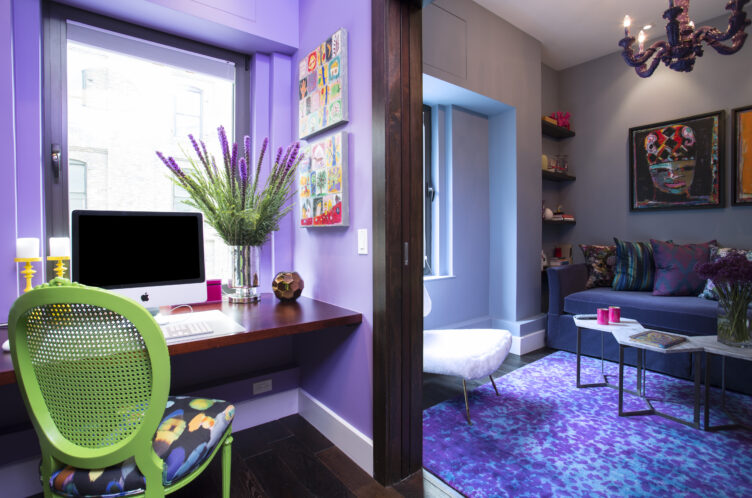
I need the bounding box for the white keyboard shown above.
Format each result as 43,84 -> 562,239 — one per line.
161,320 -> 214,342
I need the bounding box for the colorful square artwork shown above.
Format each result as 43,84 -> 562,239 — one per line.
733,105 -> 752,205
299,132 -> 349,227
298,28 -> 348,139
628,110 -> 724,211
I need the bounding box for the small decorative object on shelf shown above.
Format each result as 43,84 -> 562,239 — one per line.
15,238 -> 42,293
272,271 -> 304,301
550,111 -> 571,129
696,252 -> 752,347
157,126 -> 304,303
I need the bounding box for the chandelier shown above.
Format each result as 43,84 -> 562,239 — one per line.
620,0 -> 751,77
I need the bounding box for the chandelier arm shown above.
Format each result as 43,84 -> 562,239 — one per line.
634,53 -> 666,78
703,31 -> 749,55
619,38 -> 670,67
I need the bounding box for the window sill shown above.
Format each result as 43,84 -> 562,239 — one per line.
423,275 -> 455,282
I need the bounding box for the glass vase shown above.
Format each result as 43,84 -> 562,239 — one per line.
228,245 -> 261,303
717,300 -> 752,348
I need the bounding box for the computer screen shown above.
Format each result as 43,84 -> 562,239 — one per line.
72,210 -> 207,307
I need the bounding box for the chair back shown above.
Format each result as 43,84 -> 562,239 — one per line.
8,279 -> 170,469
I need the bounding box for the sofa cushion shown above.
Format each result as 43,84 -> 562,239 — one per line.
563,287 -> 718,336
651,239 -> 715,296
612,238 -> 657,291
699,246 -> 752,300
579,244 -> 616,288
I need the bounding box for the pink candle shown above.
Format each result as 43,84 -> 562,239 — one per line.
597,308 -> 609,325
609,306 -> 621,323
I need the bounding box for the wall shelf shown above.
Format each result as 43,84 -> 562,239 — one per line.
543,219 -> 576,225
542,120 -> 575,139
542,170 -> 576,182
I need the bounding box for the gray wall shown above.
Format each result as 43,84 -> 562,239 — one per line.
423,0 -> 544,329
424,106 -> 490,329
558,17 -> 752,257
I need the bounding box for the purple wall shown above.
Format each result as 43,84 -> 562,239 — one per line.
0,0 -> 19,322
293,0 -> 373,438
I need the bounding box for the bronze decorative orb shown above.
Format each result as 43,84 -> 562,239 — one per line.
272,271 -> 304,301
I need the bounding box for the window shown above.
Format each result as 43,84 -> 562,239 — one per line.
44,5 -> 249,279
423,105 -> 434,275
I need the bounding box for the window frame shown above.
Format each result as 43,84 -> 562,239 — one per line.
423,104 -> 434,275
42,1 -> 250,244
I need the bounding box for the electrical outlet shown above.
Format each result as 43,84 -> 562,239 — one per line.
253,379 -> 272,395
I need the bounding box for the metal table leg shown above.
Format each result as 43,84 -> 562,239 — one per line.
703,352 -> 750,432
576,327 -> 608,388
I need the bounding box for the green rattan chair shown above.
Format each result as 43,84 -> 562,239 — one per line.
8,279 -> 233,498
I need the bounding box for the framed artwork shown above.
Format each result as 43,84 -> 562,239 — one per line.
298,28 -> 348,139
629,110 -> 724,211
733,105 -> 752,205
299,131 -> 349,228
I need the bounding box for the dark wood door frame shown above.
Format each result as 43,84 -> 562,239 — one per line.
372,0 -> 424,486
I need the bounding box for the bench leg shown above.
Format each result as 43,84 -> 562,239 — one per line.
490,376 -> 500,396
463,379 -> 472,425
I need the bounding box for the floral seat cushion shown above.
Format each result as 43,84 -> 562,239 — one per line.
50,396 -> 235,498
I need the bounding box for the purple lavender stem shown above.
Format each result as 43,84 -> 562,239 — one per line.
274,146 -> 283,167
218,126 -> 231,179
244,136 -> 251,175
239,157 -> 248,207
189,134 -> 213,178
230,142 -> 238,194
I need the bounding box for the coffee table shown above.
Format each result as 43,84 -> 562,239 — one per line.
692,335 -> 752,432
572,315 -> 643,392
610,328 -> 703,429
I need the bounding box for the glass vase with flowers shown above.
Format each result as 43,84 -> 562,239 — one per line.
696,252 -> 752,348
157,126 -> 303,302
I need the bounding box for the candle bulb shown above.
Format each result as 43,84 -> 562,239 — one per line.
49,237 -> 71,257
623,15 -> 632,36
16,238 -> 40,259
638,30 -> 646,52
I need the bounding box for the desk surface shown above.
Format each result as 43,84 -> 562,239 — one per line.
0,294 -> 362,386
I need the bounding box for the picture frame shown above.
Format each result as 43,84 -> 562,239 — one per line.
298,28 -> 348,139
298,131 -> 349,228
732,105 -> 752,205
628,110 -> 725,211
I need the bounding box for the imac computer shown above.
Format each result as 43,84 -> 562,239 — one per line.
71,210 -> 207,308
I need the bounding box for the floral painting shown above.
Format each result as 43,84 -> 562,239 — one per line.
733,105 -> 752,205
299,132 -> 348,227
298,28 -> 348,139
629,110 -> 724,211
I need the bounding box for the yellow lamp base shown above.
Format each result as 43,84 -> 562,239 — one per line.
14,257 -> 43,293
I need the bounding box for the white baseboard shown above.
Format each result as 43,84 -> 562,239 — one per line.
511,329 -> 546,355
298,389 -> 374,476
231,388 -> 299,432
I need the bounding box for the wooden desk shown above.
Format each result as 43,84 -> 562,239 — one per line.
0,294 -> 362,386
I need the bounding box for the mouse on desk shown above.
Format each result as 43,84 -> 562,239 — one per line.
2,340 -> 9,353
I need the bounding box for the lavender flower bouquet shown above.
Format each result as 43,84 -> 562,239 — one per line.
156,126 -> 303,247
696,252 -> 752,347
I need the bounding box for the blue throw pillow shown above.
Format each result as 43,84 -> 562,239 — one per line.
612,238 -> 657,291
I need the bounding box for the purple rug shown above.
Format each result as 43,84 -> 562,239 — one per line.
423,351 -> 752,497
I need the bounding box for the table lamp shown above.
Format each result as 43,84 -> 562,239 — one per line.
48,237 -> 71,278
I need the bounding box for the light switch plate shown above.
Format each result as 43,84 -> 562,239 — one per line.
357,229 -> 368,254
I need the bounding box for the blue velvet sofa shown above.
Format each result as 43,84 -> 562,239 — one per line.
546,264 -> 751,395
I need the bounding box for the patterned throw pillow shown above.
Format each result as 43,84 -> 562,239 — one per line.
579,244 -> 617,288
651,239 -> 716,296
612,238 -> 657,291
699,246 -> 752,300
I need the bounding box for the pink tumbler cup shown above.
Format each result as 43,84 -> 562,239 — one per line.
609,306 -> 621,323
597,308 -> 609,325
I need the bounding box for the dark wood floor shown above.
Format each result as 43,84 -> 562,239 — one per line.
29,348 -> 555,498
